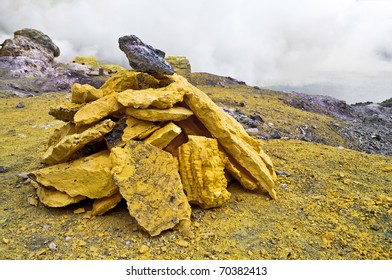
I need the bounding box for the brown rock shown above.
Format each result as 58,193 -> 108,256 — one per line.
111,141 -> 191,236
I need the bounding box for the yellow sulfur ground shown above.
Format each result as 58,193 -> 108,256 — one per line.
0,85 -> 391,260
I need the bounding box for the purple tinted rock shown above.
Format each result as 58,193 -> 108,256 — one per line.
118,35 -> 174,75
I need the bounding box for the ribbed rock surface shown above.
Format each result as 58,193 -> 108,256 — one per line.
179,135 -> 230,208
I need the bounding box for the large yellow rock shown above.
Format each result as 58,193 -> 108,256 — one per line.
178,135 -> 230,208
91,192 -> 123,216
166,56 -> 191,78
42,119 -> 115,165
47,122 -> 87,147
170,74 -> 277,199
31,181 -> 86,208
99,70 -> 162,95
111,141 -> 191,236
144,122 -> 182,149
32,150 -> 118,199
72,56 -> 100,68
73,93 -> 123,125
115,79 -> 187,109
71,83 -> 104,104
125,106 -> 193,122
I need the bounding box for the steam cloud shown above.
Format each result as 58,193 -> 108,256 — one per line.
1,0 -> 392,103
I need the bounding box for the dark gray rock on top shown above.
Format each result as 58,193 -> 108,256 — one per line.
118,35 -> 174,75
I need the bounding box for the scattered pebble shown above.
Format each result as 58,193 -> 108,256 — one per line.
125,240 -> 131,246
275,170 -> 291,177
27,196 -> 39,206
0,166 -> 7,173
177,240 -> 189,248
43,225 -> 50,230
138,244 -> 149,254
235,195 -> 244,202
2,238 -> 10,244
65,236 -> 72,242
73,208 -> 86,214
15,102 -> 25,108
48,241 -> 57,251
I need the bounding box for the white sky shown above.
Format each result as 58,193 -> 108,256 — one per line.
1,0 -> 392,103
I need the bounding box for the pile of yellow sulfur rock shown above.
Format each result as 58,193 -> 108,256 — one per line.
28,70 -> 277,236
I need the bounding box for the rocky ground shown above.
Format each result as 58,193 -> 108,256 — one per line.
0,73 -> 391,260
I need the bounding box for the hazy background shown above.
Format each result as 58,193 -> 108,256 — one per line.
1,0 -> 392,104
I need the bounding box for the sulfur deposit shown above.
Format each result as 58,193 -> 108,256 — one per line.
28,36 -> 276,237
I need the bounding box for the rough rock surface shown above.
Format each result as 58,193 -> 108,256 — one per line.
0,28 -> 60,64
116,82 -> 186,109
173,74 -> 277,199
125,106 -> 193,122
179,135 -> 230,208
71,83 -> 104,104
118,35 -> 174,75
0,29 -> 106,95
31,150 -> 118,199
111,141 -> 191,236
42,119 -> 115,164
35,184 -> 86,208
166,56 -> 191,78
73,93 -> 123,125
100,70 -> 164,94
144,122 -> 182,149
90,192 -> 123,216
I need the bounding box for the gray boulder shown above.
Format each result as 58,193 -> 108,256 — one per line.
0,28 -> 60,64
118,35 -> 174,75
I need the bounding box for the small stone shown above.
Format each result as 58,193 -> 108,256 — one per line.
65,236 -> 71,242
370,224 -> 381,231
235,195 -> 244,202
16,102 -> 25,108
27,196 -> 39,206
177,240 -> 189,248
2,238 -> 10,244
73,208 -> 85,214
138,245 -> 149,254
42,225 -> 50,230
248,250 -> 253,256
125,241 -> 131,246
0,166 -> 7,173
48,241 -> 57,251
